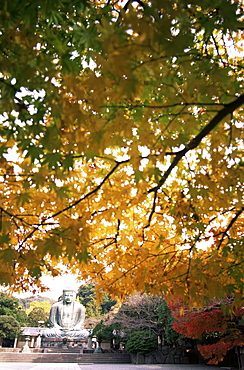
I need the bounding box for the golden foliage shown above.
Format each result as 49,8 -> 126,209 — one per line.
0,0 -> 243,305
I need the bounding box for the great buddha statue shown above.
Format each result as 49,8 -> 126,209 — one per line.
43,288 -> 89,339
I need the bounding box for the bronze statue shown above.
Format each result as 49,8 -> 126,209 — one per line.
43,288 -> 89,338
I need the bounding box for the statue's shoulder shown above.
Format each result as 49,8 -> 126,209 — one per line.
51,301 -> 63,309
74,301 -> 85,310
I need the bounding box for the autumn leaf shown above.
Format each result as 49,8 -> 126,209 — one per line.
0,0 -> 243,304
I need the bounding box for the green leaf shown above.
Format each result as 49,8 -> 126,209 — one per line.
0,233 -> 11,245
63,154 -> 74,172
42,152 -> 62,170
0,248 -> 17,263
30,266 -> 42,278
14,192 -> 32,206
134,170 -> 144,184
56,186 -> 71,199
26,145 -> 43,163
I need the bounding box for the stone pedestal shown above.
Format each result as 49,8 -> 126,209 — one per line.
41,337 -> 89,351
94,342 -> 103,353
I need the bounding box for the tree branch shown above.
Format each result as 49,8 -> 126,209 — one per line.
149,93 -> 244,194
217,206 -> 244,250
17,159 -> 129,249
0,207 -> 35,228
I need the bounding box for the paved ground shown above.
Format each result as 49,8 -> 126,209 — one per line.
0,364 -> 234,370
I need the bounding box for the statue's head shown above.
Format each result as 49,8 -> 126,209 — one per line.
62,288 -> 76,304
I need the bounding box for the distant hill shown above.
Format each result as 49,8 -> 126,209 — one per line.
19,295 -> 56,310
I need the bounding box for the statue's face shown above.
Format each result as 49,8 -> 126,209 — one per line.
63,290 -> 75,304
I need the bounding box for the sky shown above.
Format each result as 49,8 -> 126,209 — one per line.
40,274 -> 83,300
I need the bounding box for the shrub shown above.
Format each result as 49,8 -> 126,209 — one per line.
126,329 -> 157,354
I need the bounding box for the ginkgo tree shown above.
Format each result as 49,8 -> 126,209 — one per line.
0,0 -> 243,307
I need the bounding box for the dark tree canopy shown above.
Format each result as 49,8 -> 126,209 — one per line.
78,283 -> 116,317
108,293 -> 180,345
0,315 -> 21,340
0,293 -> 28,325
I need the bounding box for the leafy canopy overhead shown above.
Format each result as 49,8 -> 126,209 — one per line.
0,0 -> 243,306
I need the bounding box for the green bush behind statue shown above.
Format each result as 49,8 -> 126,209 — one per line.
126,330 -> 157,354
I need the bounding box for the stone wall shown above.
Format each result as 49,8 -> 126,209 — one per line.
130,346 -> 190,364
